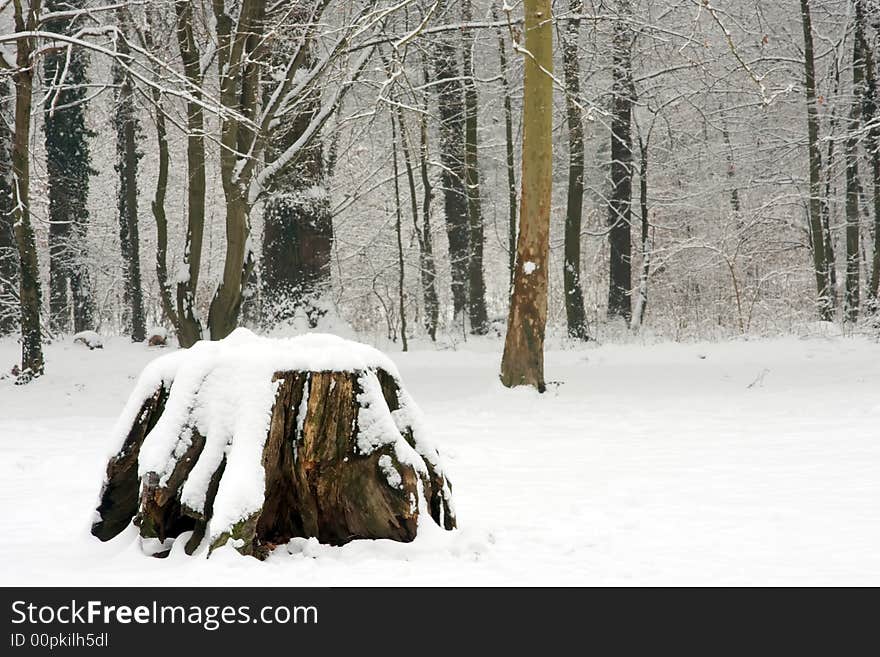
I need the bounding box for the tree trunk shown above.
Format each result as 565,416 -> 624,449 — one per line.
493,8 -> 518,289
113,28 -> 146,343
846,6 -> 867,322
44,0 -> 94,334
391,68 -> 439,342
431,0 -> 470,325
207,0 -> 263,342
800,0 -> 834,320
857,0 -> 880,309
390,112 -> 408,351
631,134 -> 652,332
462,0 -> 488,335
0,77 -> 17,336
822,58 -> 843,311
208,192 -> 252,341
722,122 -> 741,214
418,80 -> 440,340
562,0 -> 590,341
173,0 -> 206,347
607,5 -> 634,323
11,1 -> 44,379
92,340 -> 455,558
500,0 -> 553,392
142,11 -> 177,331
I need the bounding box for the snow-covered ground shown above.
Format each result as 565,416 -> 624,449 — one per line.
1,333 -> 878,586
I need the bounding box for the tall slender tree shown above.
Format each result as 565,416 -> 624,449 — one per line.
500,0 -> 553,391
562,0 -> 590,340
10,0 -> 44,378
390,110 -> 408,351
44,0 -> 95,333
139,9 -> 175,333
607,2 -> 634,323
388,57 -> 439,342
170,0 -> 206,346
856,0 -> 880,309
113,19 -> 146,342
0,78 -> 17,336
800,0 -> 834,320
631,130 -> 652,332
493,7 -> 518,288
846,4 -> 867,322
432,0 -> 470,327
821,60 -> 841,310
418,65 -> 440,340
462,0 -> 488,334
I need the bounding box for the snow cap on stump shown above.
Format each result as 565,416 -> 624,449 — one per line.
92,328 -> 455,559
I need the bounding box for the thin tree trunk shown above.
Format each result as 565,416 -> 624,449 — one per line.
397,109 -> 423,343
143,12 -> 176,329
391,112 -> 408,351
207,0 -> 263,341
390,67 -> 439,342
607,4 -> 634,323
136,9 -> 180,335
11,0 -> 44,378
858,0 -> 880,308
631,134 -> 652,332
846,5 -> 867,322
822,59 -> 842,310
800,0 -> 834,320
500,0 -> 553,392
562,0 -> 589,340
431,0 -> 470,325
493,7 -> 518,288
462,0 -> 488,335
114,25 -> 146,342
173,0 -> 206,346
44,0 -> 94,334
0,77 -> 17,336
418,75 -> 440,340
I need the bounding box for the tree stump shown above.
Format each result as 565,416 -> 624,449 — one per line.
91,329 -> 456,559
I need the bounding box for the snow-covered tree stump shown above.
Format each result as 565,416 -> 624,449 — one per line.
91,329 -> 455,559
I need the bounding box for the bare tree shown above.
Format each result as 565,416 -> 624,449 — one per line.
113,15 -> 145,342
493,5 -> 518,288
462,0 -> 488,334
139,1 -> 376,344
501,0 -> 553,391
845,7 -> 865,323
800,0 -> 834,320
431,0 -> 470,328
8,0 -> 44,379
857,0 -> 880,309
607,0 -> 634,323
562,0 -> 589,340
44,0 -> 94,334
0,77 -> 17,336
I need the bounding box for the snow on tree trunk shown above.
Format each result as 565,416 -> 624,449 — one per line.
500,0 -> 553,392
91,330 -> 455,559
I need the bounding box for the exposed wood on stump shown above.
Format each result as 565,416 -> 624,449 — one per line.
92,386 -> 169,541
92,367 -> 455,560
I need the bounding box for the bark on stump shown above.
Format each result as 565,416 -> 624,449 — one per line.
92,345 -> 455,559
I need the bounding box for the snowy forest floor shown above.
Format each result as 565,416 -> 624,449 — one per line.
1,332 -> 878,586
